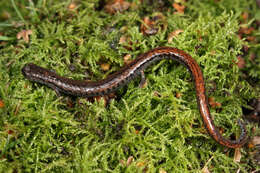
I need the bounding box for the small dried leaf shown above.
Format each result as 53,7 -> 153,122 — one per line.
236,56 -> 246,69
153,91 -> 161,97
140,17 -> 158,35
123,54 -> 132,64
16,30 -> 33,43
234,148 -> 242,163
101,63 -> 110,71
0,99 -> 4,108
209,97 -> 216,107
105,0 -> 130,14
214,102 -> 221,107
126,156 -> 134,166
159,168 -> 167,173
250,53 -> 256,61
7,129 -> 14,135
241,12 -> 248,21
68,2 -> 77,10
172,3 -> 186,13
202,166 -> 211,173
140,13 -> 166,36
236,168 -> 241,173
136,161 -> 145,167
168,29 -> 184,43
119,159 -> 125,166
175,92 -> 182,98
248,142 -> 255,148
246,36 -> 255,42
239,27 -> 254,35
119,35 -> 128,44
252,136 -> 260,146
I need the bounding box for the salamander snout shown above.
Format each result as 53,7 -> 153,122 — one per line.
22,63 -> 31,77
22,63 -> 37,78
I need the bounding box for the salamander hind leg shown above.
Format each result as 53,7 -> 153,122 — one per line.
139,70 -> 147,88
46,83 -> 62,97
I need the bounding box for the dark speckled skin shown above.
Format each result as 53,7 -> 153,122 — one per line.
22,47 -> 248,148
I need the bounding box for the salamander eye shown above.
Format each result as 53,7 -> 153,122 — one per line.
22,64 -> 32,76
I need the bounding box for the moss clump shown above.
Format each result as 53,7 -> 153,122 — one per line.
0,0 -> 259,172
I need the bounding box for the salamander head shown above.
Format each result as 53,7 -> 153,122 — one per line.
22,63 -> 53,82
22,63 -> 35,77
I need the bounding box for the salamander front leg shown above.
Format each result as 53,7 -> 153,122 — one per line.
139,70 -> 147,88
47,83 -> 62,97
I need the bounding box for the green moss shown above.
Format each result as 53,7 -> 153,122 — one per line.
0,0 -> 259,172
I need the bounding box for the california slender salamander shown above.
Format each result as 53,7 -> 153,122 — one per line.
22,47 -> 248,148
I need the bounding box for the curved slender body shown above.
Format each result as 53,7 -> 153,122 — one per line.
22,47 -> 248,148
